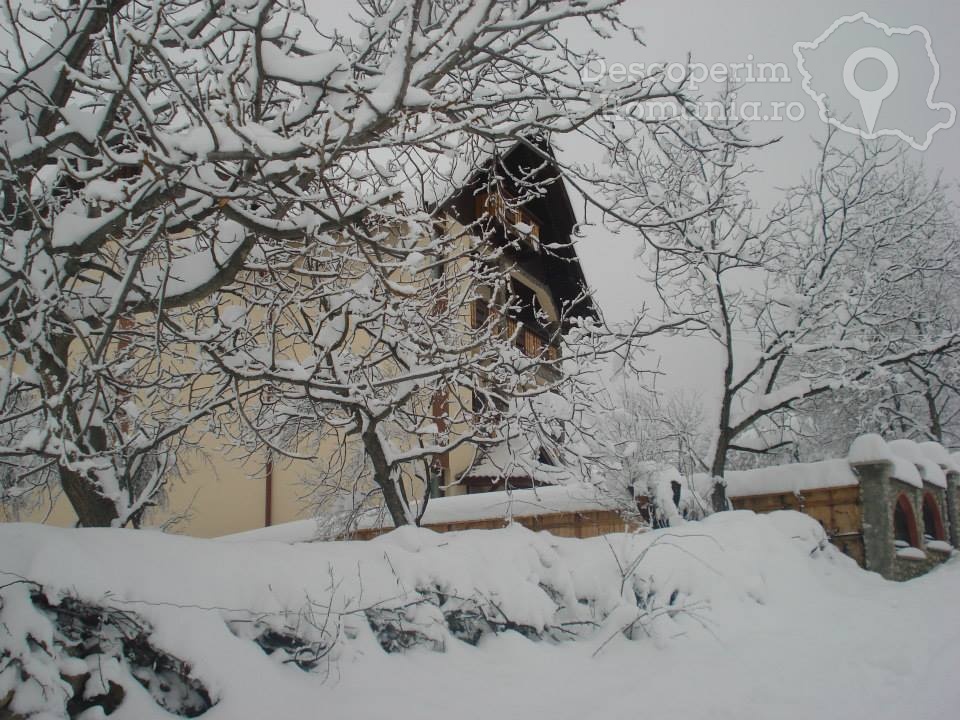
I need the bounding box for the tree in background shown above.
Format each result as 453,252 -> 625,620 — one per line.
790,255 -> 960,458
585,378 -> 709,525
593,100 -> 959,509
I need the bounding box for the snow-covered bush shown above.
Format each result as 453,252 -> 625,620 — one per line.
0,581 -> 213,718
0,511 -> 842,717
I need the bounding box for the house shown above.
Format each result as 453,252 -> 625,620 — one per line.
417,137 -> 598,501
5,138 -> 599,537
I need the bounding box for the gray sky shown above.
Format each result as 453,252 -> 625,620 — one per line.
566,0 -> 960,397
9,0 -> 954,402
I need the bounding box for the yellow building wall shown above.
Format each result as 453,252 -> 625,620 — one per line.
2,215 -> 559,536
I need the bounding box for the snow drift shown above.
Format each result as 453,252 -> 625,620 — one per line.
1,511 -> 957,719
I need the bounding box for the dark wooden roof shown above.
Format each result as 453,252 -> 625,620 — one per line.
443,137 -> 598,323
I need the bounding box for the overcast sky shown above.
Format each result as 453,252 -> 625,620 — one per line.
11,0 -> 954,403
562,0 -> 960,397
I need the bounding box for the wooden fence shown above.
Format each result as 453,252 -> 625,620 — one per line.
348,509 -> 634,541
731,485 -> 865,566
346,488 -> 867,567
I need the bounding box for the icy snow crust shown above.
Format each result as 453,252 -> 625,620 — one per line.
2,512 -> 960,719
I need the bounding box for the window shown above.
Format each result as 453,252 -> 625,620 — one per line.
537,448 -> 555,466
474,191 -> 541,247
427,460 -> 445,499
514,322 -> 528,352
471,390 -> 486,416
472,298 -> 489,329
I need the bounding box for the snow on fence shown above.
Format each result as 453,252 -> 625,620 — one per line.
225,435 -> 959,582
223,484 -> 635,544
720,436 -> 960,580
708,460 -> 866,565
350,484 -> 635,540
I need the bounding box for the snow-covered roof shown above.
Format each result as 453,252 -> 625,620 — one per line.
846,434 -> 954,489
918,441 -> 960,473
710,459 -> 858,498
466,439 -> 541,479
219,518 -> 325,544
847,435 -> 958,488
463,437 -> 576,485
887,457 -> 923,488
359,484 -> 615,530
221,484 -> 618,543
888,439 -> 946,489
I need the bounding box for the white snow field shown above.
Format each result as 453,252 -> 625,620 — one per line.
1,510 -> 958,720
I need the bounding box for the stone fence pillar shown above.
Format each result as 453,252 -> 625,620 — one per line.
851,460 -> 895,578
945,470 -> 960,549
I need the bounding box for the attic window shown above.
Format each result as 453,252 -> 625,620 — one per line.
473,390 -> 506,412
537,448 -> 555,466
471,390 -> 486,416
475,191 -> 541,248
509,279 -> 545,328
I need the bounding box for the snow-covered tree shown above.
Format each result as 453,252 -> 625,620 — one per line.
764,276 -> 960,465
763,326 -> 960,465
585,379 -> 709,525
597,105 -> 959,509
1,0 -> 707,527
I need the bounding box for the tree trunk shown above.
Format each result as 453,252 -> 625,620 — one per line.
709,434 -> 729,513
711,268 -> 735,513
362,427 -> 410,527
26,333 -> 123,527
60,466 -> 120,527
925,387 -> 943,442
58,424 -> 120,527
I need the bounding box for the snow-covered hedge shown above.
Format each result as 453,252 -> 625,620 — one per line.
0,512 -> 841,718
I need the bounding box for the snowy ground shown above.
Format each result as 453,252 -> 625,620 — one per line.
2,511 -> 958,719
319,532 -> 960,720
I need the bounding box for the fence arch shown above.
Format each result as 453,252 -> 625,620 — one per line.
922,493 -> 946,542
893,494 -> 920,548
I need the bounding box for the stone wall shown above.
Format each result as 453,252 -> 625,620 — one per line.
853,460 -> 953,581
946,471 -> 960,548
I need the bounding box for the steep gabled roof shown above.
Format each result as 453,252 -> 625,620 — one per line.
442,136 -> 598,322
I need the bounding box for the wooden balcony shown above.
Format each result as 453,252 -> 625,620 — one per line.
472,300 -> 560,363
475,191 -> 541,250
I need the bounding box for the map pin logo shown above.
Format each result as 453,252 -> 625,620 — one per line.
843,47 -> 899,134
